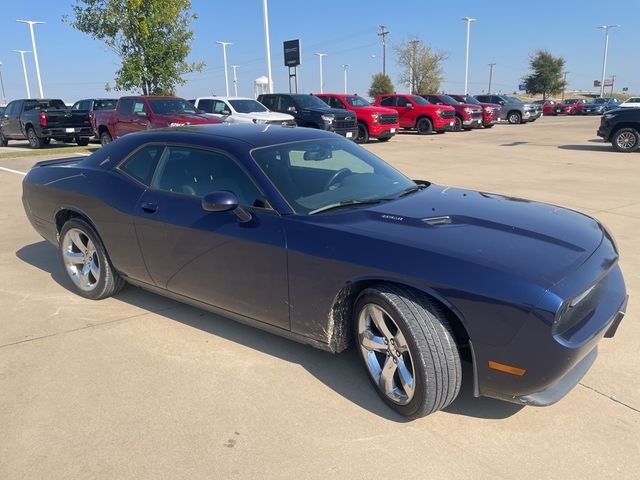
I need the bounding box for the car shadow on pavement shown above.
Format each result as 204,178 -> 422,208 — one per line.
16,240 -> 524,422
557,144 -> 612,152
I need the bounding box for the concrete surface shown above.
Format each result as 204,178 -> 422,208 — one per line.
0,116 -> 638,479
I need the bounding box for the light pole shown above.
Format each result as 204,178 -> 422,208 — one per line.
0,61 -> 6,105
378,25 -> 389,75
315,53 -> 327,93
14,50 -> 32,98
597,25 -> 619,98
561,71 -> 569,102
461,17 -> 477,95
262,0 -> 274,93
231,65 -> 239,96
342,64 -> 349,93
17,20 -> 45,98
216,41 -> 233,96
610,74 -> 616,96
487,63 -> 495,94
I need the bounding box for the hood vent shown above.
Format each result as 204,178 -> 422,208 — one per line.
422,215 -> 452,226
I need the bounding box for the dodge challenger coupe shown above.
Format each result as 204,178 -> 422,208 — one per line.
21,124 -> 628,418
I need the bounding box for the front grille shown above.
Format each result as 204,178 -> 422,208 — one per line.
441,110 -> 455,119
490,107 -> 501,114
379,114 -> 398,125
471,110 -> 482,119
334,119 -> 356,129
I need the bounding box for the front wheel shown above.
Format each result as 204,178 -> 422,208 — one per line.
611,128 -> 640,153
507,112 -> 522,124
378,136 -> 391,142
27,127 -> 44,148
76,137 -> 90,146
354,285 -> 461,418
59,218 -> 125,300
0,130 -> 7,147
452,116 -> 463,132
100,131 -> 112,146
483,124 -> 494,129
355,122 -> 369,144
416,117 -> 433,135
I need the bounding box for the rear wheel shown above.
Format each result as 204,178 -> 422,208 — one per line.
27,127 -> 44,148
0,130 -> 7,147
355,122 -> 369,144
76,137 -> 90,146
100,131 -> 112,146
507,111 -> 522,125
59,218 -> 125,300
416,117 -> 433,135
354,285 -> 462,418
611,128 -> 640,153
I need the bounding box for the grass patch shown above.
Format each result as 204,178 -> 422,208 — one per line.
0,145 -> 99,160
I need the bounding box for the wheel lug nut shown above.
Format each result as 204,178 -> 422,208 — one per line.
396,351 -> 401,357
393,358 -> 397,364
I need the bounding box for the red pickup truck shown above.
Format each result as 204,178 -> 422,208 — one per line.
447,94 -> 501,128
94,96 -> 222,145
314,93 -> 400,143
374,94 -> 456,134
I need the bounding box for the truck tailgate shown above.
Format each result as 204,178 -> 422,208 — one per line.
43,110 -> 90,127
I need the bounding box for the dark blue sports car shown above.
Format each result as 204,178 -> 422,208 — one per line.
21,124 -> 627,418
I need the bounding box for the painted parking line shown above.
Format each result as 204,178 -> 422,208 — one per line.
0,166 -> 27,176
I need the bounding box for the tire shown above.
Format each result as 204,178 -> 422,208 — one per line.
58,218 -> 125,300
416,117 -> 433,135
27,127 -> 44,149
378,137 -> 391,142
507,111 -> 521,125
483,124 -> 494,129
100,131 -> 112,146
42,138 -> 51,145
611,128 -> 640,153
0,131 -> 7,147
355,122 -> 369,144
354,284 -> 462,418
76,137 -> 90,146
452,116 -> 463,132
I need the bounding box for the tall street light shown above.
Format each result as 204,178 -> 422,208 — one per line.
216,41 -> 233,96
597,25 -> 619,98
17,20 -> 45,98
315,53 -> 327,93
461,17 -> 477,95
487,63 -> 496,94
231,65 -> 239,96
0,61 -> 6,105
342,64 -> 348,94
262,0 -> 273,93
14,50 -> 32,98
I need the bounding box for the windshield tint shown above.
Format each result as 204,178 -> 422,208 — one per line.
148,99 -> 198,115
437,95 -> 459,105
94,99 -> 117,110
24,99 -> 66,111
229,99 -> 268,113
460,95 -> 480,105
505,96 -> 523,104
294,95 -> 331,109
252,138 -> 415,215
409,95 -> 429,105
344,95 -> 371,107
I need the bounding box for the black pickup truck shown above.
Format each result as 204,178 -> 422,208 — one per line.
0,99 -> 93,148
597,107 -> 640,152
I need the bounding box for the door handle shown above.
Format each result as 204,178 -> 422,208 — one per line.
141,202 -> 158,213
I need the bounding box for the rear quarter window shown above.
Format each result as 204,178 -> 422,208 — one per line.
119,146 -> 164,186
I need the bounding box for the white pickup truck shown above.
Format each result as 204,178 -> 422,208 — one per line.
189,96 -> 296,125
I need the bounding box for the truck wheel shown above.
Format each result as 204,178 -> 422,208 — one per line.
354,284 -> 462,418
100,131 -> 112,146
378,137 -> 391,142
453,116 -> 463,132
0,131 -> 7,147
416,117 -> 433,135
355,122 -> 369,144
483,124 -> 494,129
507,111 -> 522,124
611,128 -> 640,153
27,127 -> 44,149
76,137 -> 90,146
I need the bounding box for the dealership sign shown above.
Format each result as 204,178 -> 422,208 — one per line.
284,39 -> 301,67
594,79 -> 614,87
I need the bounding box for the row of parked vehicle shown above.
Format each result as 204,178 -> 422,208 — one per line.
534,97 -> 640,116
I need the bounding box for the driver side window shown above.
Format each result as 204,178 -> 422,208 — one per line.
212,100 -> 229,114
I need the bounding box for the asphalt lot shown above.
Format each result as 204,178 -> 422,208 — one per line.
1,116 -> 638,479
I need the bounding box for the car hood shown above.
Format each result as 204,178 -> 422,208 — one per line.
325,185 -> 604,288
158,113 -> 222,124
456,103 -> 482,110
234,111 -> 294,121
349,105 -> 398,115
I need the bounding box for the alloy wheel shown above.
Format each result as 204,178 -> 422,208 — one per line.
616,131 -> 637,150
61,228 -> 101,292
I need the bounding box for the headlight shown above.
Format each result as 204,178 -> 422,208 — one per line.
252,119 -> 268,124
604,113 -> 616,120
464,107 -> 473,114
370,113 -> 380,122
321,114 -> 334,124
484,106 -> 492,112
435,109 -> 443,115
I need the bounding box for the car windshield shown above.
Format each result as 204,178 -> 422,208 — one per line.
94,99 -> 117,110
294,95 -> 331,109
459,95 -> 481,105
148,99 -> 199,115
23,99 -> 67,111
565,99 -> 578,104
505,96 -> 524,104
409,95 -> 430,105
593,98 -> 608,104
229,99 -> 268,113
251,138 -> 417,215
344,96 -> 371,107
436,95 -> 459,105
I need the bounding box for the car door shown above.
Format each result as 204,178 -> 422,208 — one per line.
379,96 -> 408,127
129,99 -> 151,133
133,144 -> 290,329
211,99 -> 232,121
2,101 -> 24,138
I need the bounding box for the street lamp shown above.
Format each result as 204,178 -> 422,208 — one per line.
315,53 -> 327,93
597,25 -> 620,98
487,63 -> 496,94
261,0 -> 273,93
461,17 -> 477,95
0,61 -> 6,105
13,50 -> 32,98
216,41 -> 233,97
231,65 -> 239,96
17,20 -> 45,98
342,64 -> 348,94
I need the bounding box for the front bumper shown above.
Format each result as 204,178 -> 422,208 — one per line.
330,125 -> 358,140
463,118 -> 483,128
434,118 -> 456,131
369,123 -> 399,139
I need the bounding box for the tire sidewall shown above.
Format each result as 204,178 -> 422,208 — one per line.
27,127 -> 42,148
355,123 -> 369,144
100,132 -> 112,146
416,118 -> 432,135
612,128 -> 640,153
453,116 -> 462,132
508,112 -> 521,124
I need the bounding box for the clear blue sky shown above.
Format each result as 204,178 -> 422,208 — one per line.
1,0 -> 638,103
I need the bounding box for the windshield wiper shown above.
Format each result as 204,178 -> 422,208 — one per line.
308,198 -> 382,215
381,184 -> 428,200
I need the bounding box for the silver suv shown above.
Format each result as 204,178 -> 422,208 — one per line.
475,94 -> 541,124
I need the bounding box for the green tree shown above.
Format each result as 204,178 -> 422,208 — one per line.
394,36 -> 446,94
522,49 -> 566,99
65,0 -> 204,95
368,73 -> 395,98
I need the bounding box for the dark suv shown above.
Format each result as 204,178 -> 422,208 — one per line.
258,93 -> 358,139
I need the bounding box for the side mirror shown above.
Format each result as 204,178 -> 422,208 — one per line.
499,101 -> 505,105
287,106 -> 296,113
405,103 -> 413,109
135,111 -> 148,117
221,109 -> 231,115
202,191 -> 238,212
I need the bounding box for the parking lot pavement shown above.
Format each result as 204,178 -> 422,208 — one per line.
1,116 -> 638,479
